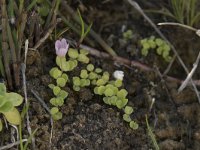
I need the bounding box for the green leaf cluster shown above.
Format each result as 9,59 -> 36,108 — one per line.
72,64 -> 102,91
141,36 -> 172,62
50,107 -> 62,120
123,29 -> 133,40
123,106 -> 138,129
68,48 -> 89,64
49,46 -> 138,129
49,67 -> 69,120
94,83 -> 128,109
0,83 -> 23,131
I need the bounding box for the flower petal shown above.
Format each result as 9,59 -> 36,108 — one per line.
61,38 -> 67,48
55,40 -> 62,51
56,48 -> 67,57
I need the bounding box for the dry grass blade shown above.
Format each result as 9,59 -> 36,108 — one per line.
1,0 -> 13,89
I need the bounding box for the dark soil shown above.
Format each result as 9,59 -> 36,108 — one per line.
1,0 -> 200,150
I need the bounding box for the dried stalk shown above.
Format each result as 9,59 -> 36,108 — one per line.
22,40 -> 36,149
0,139 -> 27,150
17,12 -> 27,61
1,0 -> 13,89
33,21 -> 58,50
6,9 -> 20,87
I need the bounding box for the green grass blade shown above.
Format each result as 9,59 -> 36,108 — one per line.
146,115 -> 159,150
27,0 -> 38,11
24,128 -> 38,150
77,9 -> 85,38
83,22 -> 93,39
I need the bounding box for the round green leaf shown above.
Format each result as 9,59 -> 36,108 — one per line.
73,85 -> 80,91
5,93 -> 23,106
86,64 -> 94,72
0,96 -> 6,107
62,73 -> 69,81
52,111 -> 62,120
0,101 -> 13,113
56,77 -> 66,87
104,88 -> 114,97
57,90 -> 68,99
78,54 -> 89,63
53,86 -> 61,96
95,68 -> 102,73
80,49 -> 89,55
3,108 -> 21,125
129,121 -> 138,130
80,70 -> 88,79
50,107 -> 59,115
114,79 -> 122,88
88,72 -> 97,80
124,106 -> 133,115
68,48 -> 79,59
117,89 -> 128,99
123,114 -> 132,122
73,77 -> 81,86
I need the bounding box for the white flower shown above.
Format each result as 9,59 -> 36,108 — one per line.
113,70 -> 124,80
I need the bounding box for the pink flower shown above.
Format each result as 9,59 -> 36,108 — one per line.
55,38 -> 69,57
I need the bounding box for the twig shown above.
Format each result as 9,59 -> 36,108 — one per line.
0,139 -> 27,150
31,89 -> 53,146
158,22 -> 197,31
33,20 -> 59,50
178,52 -> 200,92
21,40 -> 36,149
158,22 -> 200,37
31,90 -> 51,114
126,0 -> 200,103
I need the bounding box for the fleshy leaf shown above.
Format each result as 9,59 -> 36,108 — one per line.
123,114 -> 132,122
124,106 -> 133,115
56,77 -> 66,87
5,93 -> 23,106
3,108 -> 21,125
129,121 -> 139,130
0,83 -> 6,95
0,101 -> 13,113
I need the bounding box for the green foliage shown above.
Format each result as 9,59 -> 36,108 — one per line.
77,9 -> 93,43
124,106 -> 134,115
50,107 -> 62,120
170,0 -> 200,26
146,115 -> 159,150
68,48 -> 79,59
49,67 -> 62,79
87,64 -> 94,72
123,114 -> 132,122
129,121 -> 139,130
141,36 -> 172,62
49,47 -> 138,130
0,83 -> 23,131
123,29 -> 133,40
